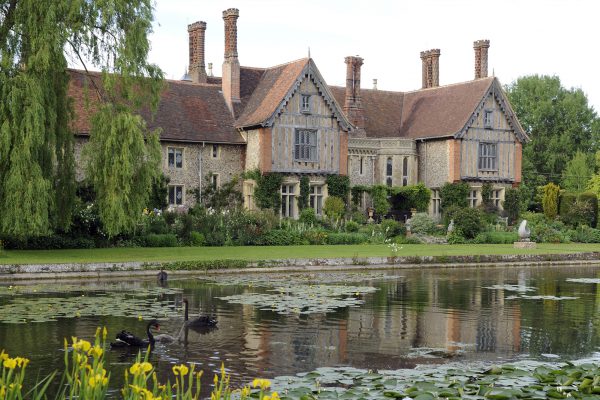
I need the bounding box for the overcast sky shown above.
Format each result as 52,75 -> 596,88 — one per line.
147,0 -> 600,112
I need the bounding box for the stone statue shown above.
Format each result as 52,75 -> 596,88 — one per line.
518,220 -> 530,242
447,219 -> 454,235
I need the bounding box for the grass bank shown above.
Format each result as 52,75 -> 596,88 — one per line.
1,243 -> 599,265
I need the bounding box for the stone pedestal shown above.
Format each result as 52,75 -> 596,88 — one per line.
514,241 -> 537,249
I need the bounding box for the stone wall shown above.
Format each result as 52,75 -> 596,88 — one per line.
162,142 -> 245,208
418,139 -> 449,188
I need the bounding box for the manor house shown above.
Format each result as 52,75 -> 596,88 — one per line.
69,8 -> 528,219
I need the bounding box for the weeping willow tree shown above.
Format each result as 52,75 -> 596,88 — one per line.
0,0 -> 163,238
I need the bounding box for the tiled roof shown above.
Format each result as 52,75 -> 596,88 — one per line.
400,77 -> 495,139
67,69 -> 244,144
330,87 -> 405,138
332,77 -> 495,139
235,58 -> 309,128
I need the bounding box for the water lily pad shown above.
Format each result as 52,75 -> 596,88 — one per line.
565,278 -> 600,284
217,284 -> 377,315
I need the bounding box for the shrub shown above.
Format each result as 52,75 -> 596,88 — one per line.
371,185 -> 390,217
380,219 -> 404,237
396,235 -> 422,244
442,204 -> 464,227
503,187 -> 522,225
542,182 -> 560,219
576,192 -> 598,227
472,231 -> 518,244
345,220 -> 360,232
409,212 -> 436,234
349,210 -> 367,224
446,229 -> 467,244
147,217 -> 169,234
323,196 -> 345,220
453,207 -> 485,239
298,176 -> 310,210
299,207 -> 319,225
325,232 -> 368,245
1,235 -> 96,250
303,228 -> 328,245
568,225 -> 600,243
440,182 -> 470,209
259,229 -> 306,246
144,234 -> 178,247
559,192 -> 577,221
189,231 -> 205,246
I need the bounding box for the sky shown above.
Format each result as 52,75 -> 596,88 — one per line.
147,0 -> 600,112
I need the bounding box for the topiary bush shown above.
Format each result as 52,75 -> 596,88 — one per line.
259,229 -> 306,246
503,187 -> 522,225
409,212 -> 436,234
542,182 -> 560,220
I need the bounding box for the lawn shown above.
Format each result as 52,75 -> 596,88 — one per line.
1,243 -> 599,265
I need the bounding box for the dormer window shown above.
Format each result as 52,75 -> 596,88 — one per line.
301,94 -> 311,113
484,109 -> 493,129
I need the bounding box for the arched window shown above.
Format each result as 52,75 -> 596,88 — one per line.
402,157 -> 409,186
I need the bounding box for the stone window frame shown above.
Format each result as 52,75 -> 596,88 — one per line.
478,142 -> 497,171
431,189 -> 441,218
211,173 -> 220,189
468,189 -> 478,208
281,183 -> 297,218
168,184 -> 184,206
300,94 -> 311,114
491,188 -> 503,209
294,129 -> 318,162
309,184 -> 324,216
211,144 -> 220,159
359,156 -> 364,175
167,146 -> 184,169
483,109 -> 494,129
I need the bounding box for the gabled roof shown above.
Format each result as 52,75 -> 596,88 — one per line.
331,76 -> 527,142
67,69 -> 244,144
235,58 -> 351,131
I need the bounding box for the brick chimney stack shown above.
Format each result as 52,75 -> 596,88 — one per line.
188,21 -> 207,83
222,8 -> 240,113
420,49 -> 441,89
474,39 -> 490,79
344,56 -> 366,133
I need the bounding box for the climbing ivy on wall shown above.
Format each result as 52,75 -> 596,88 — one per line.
325,175 -> 350,202
298,176 -> 310,210
244,169 -> 284,211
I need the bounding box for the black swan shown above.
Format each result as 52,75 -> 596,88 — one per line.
183,299 -> 217,327
111,319 -> 160,348
157,269 -> 168,283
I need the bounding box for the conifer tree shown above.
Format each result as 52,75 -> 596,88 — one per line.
0,0 -> 163,237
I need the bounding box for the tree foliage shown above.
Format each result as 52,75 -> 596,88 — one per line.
439,182 -> 470,210
0,0 -> 163,238
506,75 -> 600,188
561,151 -> 593,193
541,182 -> 560,220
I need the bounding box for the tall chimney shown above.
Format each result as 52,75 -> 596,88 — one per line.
429,49 -> 440,87
474,39 -> 490,79
222,8 -> 240,113
187,21 -> 207,83
420,49 -> 440,88
343,56 -> 365,132
420,50 -> 429,89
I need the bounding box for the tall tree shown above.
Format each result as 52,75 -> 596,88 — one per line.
506,75 -> 600,188
0,0 -> 163,237
561,151 -> 593,193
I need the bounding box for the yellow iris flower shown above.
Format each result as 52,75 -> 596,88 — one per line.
173,364 -> 189,376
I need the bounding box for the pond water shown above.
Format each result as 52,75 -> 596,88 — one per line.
1,264 -> 600,396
